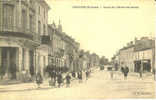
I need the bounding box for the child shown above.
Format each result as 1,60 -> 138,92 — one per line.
66,73 -> 71,87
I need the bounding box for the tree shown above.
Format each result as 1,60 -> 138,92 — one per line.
100,56 -> 109,65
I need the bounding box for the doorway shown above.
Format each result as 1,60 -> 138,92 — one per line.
0,47 -> 17,79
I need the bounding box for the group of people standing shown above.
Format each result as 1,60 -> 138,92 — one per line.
35,69 -> 91,89
109,66 -> 129,80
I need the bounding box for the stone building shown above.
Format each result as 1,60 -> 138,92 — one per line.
48,21 -> 80,72
48,22 -> 65,69
133,37 -> 154,72
119,42 -> 134,72
0,0 -> 50,80
118,37 -> 155,73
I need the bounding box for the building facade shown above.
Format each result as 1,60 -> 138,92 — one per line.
119,43 -> 134,72
0,0 -> 50,80
48,22 -> 80,72
118,37 -> 155,73
133,37 -> 154,73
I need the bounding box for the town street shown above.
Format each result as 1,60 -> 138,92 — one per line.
0,69 -> 155,100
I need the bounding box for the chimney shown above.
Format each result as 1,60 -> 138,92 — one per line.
134,37 -> 138,44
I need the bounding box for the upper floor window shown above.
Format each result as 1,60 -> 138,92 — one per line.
29,14 -> 33,32
38,6 -> 40,15
44,9 -> 46,18
3,4 -> 14,30
22,9 -> 27,32
38,21 -> 41,34
43,24 -> 46,35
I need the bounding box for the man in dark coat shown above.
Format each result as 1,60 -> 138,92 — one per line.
72,72 -> 76,78
121,67 -> 124,73
57,72 -> 63,88
86,70 -> 89,80
49,70 -> 56,87
78,71 -> 83,83
124,66 -> 129,80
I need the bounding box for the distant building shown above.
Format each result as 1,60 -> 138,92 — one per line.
48,21 -> 80,72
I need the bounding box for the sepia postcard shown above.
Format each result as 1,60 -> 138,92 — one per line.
0,0 -> 155,100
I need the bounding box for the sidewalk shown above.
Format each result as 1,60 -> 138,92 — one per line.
0,68 -> 99,93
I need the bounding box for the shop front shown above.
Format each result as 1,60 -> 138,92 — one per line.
134,59 -> 151,73
0,37 -> 39,81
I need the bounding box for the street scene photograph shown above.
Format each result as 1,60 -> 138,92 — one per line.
0,0 -> 155,100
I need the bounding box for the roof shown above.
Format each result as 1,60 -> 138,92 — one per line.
119,45 -> 134,51
134,39 -> 153,52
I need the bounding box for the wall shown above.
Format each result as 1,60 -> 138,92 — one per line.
119,47 -> 134,72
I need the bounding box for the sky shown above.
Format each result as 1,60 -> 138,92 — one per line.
45,0 -> 155,60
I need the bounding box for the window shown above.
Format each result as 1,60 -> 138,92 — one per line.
38,21 -> 41,34
43,24 -> 46,35
38,6 -> 40,15
29,15 -> 33,32
22,48 -> 25,71
43,56 -> 46,68
44,9 -> 46,18
3,4 -> 14,30
22,9 -> 27,32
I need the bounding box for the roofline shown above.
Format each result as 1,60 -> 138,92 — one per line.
119,45 -> 134,51
40,0 -> 51,10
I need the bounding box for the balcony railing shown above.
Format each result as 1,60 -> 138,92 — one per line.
0,25 -> 40,42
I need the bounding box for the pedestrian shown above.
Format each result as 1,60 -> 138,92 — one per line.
123,66 -> 129,80
36,72 -> 43,88
78,72 -> 80,82
110,69 -> 114,80
86,70 -> 89,80
49,71 -> 56,87
78,71 -> 81,83
66,73 -> 71,87
57,72 -> 63,88
121,67 -> 124,73
79,71 -> 83,83
53,71 -> 57,86
139,69 -> 143,79
72,72 -> 76,78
